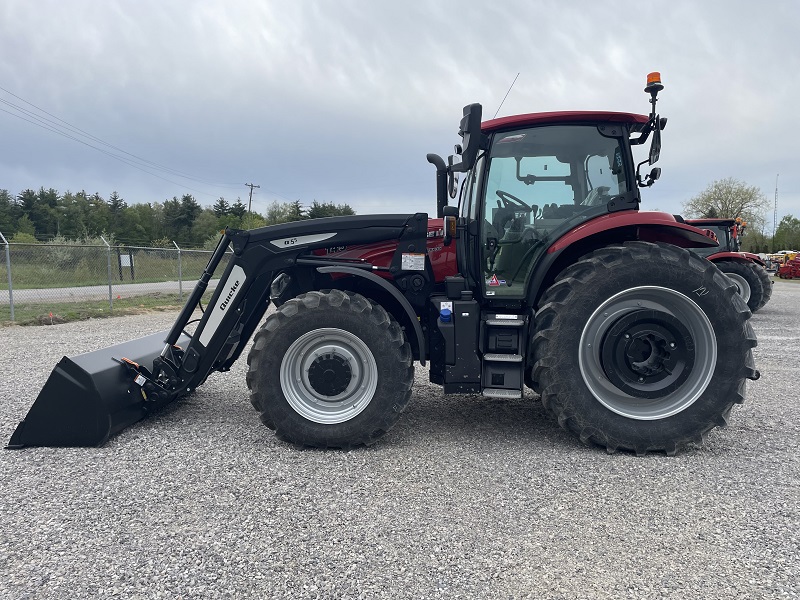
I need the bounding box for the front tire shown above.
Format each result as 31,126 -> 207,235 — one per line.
246,290 -> 414,448
531,242 -> 757,455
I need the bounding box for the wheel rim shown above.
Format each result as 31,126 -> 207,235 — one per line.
725,272 -> 751,303
578,286 -> 717,420
280,328 -> 378,424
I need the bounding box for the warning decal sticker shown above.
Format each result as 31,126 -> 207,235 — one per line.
487,274 -> 506,287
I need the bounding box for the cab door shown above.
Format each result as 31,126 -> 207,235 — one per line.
456,153 -> 486,291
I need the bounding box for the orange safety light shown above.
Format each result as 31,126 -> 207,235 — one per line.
645,72 -> 664,94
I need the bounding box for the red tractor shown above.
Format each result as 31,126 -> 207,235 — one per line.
777,254 -> 800,279
682,217 -> 772,312
8,73 -> 759,456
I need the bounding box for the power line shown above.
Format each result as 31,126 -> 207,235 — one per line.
0,85 -> 246,194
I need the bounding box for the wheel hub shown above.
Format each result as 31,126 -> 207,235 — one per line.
307,353 -> 352,398
280,328 -> 378,424
601,310 -> 694,399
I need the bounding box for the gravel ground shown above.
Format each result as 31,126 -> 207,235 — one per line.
1,281 -> 798,599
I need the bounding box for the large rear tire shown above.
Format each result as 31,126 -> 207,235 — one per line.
715,259 -> 763,312
531,242 -> 757,455
246,290 -> 414,448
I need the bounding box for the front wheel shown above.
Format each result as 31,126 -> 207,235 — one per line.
246,290 -> 414,448
531,242 -> 757,455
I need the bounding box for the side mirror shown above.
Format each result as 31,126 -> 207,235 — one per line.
636,165 -> 661,188
648,125 -> 661,165
451,104 -> 487,173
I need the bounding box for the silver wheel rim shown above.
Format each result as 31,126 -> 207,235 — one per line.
725,273 -> 751,303
578,286 -> 717,420
280,328 -> 378,424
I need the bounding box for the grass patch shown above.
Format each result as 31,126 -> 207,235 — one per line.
1,293 -> 191,326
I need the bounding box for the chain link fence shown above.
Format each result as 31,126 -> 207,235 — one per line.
1,233 -> 230,322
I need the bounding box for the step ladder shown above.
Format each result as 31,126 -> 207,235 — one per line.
481,313 -> 528,399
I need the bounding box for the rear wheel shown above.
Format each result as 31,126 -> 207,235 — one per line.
751,263 -> 773,310
531,242 -> 757,455
246,290 -> 413,448
715,259 -> 763,312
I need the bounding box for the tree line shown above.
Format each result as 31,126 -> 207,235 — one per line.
0,188 -> 355,248
2,178 -> 798,252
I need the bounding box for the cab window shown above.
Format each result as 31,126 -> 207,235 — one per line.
481,125 -> 629,298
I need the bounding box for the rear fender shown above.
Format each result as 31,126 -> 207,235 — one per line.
547,210 -> 719,254
706,251 -> 764,266
526,211 -> 721,307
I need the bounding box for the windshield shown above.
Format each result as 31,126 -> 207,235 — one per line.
692,225 -> 735,256
481,125 -> 630,298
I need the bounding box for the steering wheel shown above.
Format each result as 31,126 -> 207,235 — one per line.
496,189 -> 532,212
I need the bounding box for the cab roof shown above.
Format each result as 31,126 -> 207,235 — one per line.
482,111 -> 649,133
684,218 -> 737,227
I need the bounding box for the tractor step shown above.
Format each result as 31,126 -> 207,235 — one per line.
480,313 -> 528,398
485,318 -> 525,327
481,388 -> 522,399
483,353 -> 523,362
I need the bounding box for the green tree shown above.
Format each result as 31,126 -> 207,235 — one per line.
10,231 -> 38,243
241,212 -> 267,230
682,178 -> 769,233
230,197 -> 247,219
15,187 -> 60,237
179,194 -> 202,228
127,202 -> 163,244
85,192 -> 110,237
108,191 -> 126,213
265,200 -> 291,225
191,209 -> 223,245
15,214 -> 36,236
106,191 -> 128,240
287,200 -> 305,222
161,197 -> 183,240
0,189 -> 15,234
773,215 -> 800,251
212,197 -> 231,217
37,187 -> 60,237
117,207 -> 148,247
306,200 -> 356,219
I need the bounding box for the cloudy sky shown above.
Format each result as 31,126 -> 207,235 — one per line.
1,0 -> 797,231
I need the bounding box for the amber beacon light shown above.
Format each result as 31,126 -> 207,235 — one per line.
645,72 -> 664,94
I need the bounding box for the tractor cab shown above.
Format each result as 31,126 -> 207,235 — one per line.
439,73 -> 668,307
683,218 -> 746,255
456,113 -> 646,300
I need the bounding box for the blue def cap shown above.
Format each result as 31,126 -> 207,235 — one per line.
440,308 -> 452,323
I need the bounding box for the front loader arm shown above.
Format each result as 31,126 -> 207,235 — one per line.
7,213 -> 430,448
163,213 -> 430,397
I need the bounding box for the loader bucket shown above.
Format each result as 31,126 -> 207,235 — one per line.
6,331 -> 182,449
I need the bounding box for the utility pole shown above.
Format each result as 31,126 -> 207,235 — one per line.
773,174 -> 779,252
245,182 -> 260,214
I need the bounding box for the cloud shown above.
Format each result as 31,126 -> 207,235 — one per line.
0,0 -> 797,226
